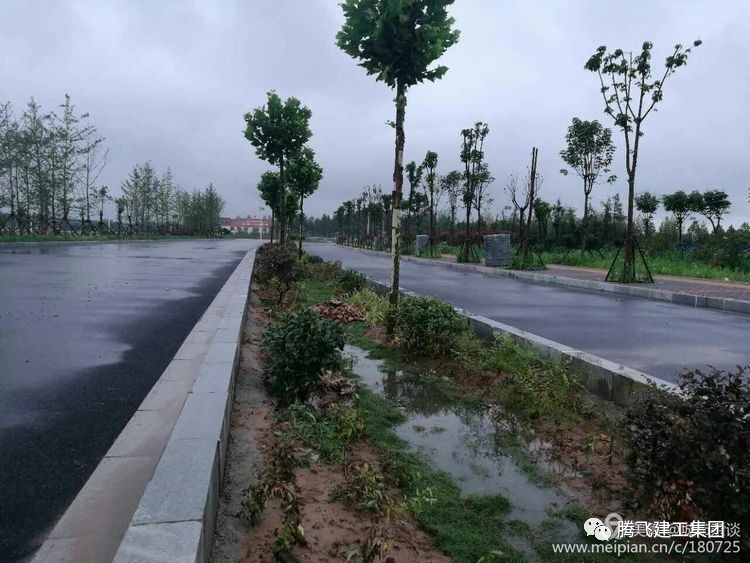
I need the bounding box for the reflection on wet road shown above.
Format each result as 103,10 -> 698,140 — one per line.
0,239 -> 258,561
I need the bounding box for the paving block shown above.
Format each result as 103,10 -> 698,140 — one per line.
132,438 -> 218,526
203,341 -> 238,366
114,521 -> 203,563
723,299 -> 750,315
672,292 -> 697,307
191,362 -> 234,395
211,328 -> 239,344
107,410 -> 177,458
138,378 -> 195,414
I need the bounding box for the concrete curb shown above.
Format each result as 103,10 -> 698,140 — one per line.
113,251 -> 254,563
342,245 -> 750,316
363,277 -> 676,407
32,249 -> 255,563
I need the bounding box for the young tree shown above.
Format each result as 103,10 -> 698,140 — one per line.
698,189 -> 731,233
585,39 -> 701,281
243,91 -> 312,245
506,173 -> 527,240
533,199 -> 552,242
287,146 -> 323,255
473,163 -> 494,237
560,118 -> 615,252
441,170 -> 463,243
421,150 -> 441,255
404,161 -> 423,241
521,147 -> 541,259
458,122 -> 489,262
634,191 -> 659,239
337,0 -> 459,322
663,189 -> 703,244
257,170 -> 282,243
551,199 -> 565,245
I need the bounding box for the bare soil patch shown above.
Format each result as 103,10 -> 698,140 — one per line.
212,285 -> 448,562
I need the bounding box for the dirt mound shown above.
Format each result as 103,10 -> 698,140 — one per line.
311,298 -> 366,324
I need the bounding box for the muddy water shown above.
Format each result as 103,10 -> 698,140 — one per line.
346,345 -> 584,555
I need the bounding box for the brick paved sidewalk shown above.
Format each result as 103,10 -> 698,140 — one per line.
544,264 -> 750,303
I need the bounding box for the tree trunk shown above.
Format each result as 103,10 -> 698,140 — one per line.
449,207 -> 455,244
278,156 -> 286,245
387,81 -> 406,335
298,193 -> 304,257
581,190 -> 590,252
270,208 -> 275,243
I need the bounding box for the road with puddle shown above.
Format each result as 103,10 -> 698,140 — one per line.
0,239 -> 257,561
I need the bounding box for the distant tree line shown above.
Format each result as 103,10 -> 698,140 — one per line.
0,96 -> 225,237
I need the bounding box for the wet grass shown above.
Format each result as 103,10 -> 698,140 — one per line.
298,277 -> 334,308
358,388 -> 524,562
298,274 -> 642,562
541,249 -> 750,283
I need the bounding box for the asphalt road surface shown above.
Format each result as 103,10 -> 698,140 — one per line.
0,239 -> 257,561
309,243 -> 750,382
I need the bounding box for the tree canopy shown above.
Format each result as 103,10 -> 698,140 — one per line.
336,0 -> 460,90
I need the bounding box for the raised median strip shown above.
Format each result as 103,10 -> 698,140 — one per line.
32,249 -> 254,563
366,278 -> 676,407
344,245 -> 750,316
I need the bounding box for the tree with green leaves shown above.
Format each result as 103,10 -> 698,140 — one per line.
585,39 -> 701,281
634,191 -> 659,239
663,189 -> 703,244
698,189 -> 731,234
533,199 -> 552,242
243,91 -> 312,245
458,122 -> 489,262
473,163 -> 494,237
560,118 -> 615,252
404,161 -> 422,241
287,146 -> 323,255
421,150 -> 441,255
257,170 -> 282,242
441,169 -> 463,243
337,0 -> 459,322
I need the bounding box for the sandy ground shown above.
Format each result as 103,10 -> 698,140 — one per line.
212,287 -> 448,562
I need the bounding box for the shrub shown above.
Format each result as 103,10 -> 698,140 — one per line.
305,258 -> 344,283
347,288 -> 388,327
255,243 -> 304,303
261,310 -> 345,403
484,335 -> 582,418
625,366 -> 750,525
391,296 -> 466,356
336,268 -> 367,296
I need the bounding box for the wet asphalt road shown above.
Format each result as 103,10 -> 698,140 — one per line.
309,243 -> 750,382
0,239 -> 257,561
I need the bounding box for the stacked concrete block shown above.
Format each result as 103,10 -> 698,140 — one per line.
483,234 -> 511,267
415,234 -> 429,256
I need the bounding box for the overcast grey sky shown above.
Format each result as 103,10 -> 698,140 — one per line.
2,0 -> 749,225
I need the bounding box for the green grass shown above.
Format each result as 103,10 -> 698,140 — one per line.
541,249 -> 750,283
298,278 -> 334,308
358,389 -> 523,562
293,272 -> 642,562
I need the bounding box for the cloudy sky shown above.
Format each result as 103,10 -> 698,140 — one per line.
3,0 -> 749,225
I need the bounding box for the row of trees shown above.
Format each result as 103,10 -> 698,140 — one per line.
334,0 -> 704,289
0,96 -> 225,237
0,96 -> 108,234
244,91 -> 322,255
117,162 -> 225,236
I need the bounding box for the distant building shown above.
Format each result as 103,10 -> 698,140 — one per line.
220,215 -> 271,236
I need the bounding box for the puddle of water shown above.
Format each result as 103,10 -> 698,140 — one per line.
346,344 -> 582,550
